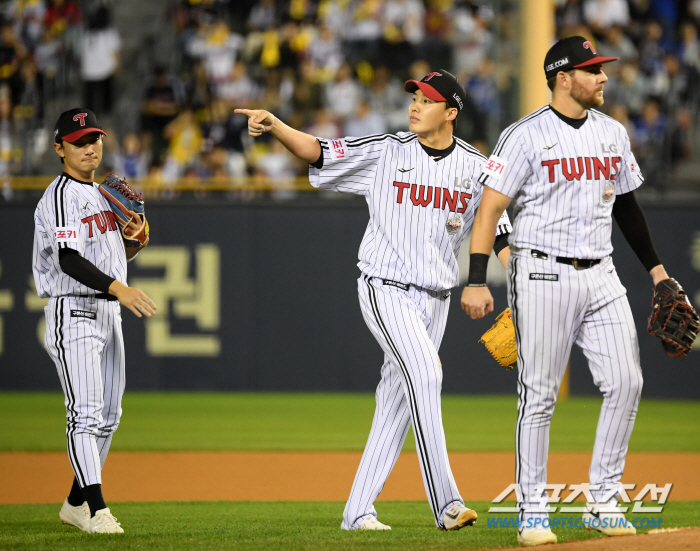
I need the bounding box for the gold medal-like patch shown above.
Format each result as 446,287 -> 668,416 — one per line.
602,181 -> 615,204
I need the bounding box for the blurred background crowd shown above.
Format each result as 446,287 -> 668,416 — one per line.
1,0 -> 700,193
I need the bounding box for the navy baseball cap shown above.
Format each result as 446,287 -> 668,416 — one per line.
544,36 -> 619,80
404,69 -> 466,113
54,108 -> 106,143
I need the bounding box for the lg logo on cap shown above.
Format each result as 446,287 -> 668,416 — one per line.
73,113 -> 88,126
583,41 -> 597,55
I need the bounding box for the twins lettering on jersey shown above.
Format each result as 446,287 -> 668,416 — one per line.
81,210 -> 120,238
541,156 -> 622,182
393,181 -> 472,213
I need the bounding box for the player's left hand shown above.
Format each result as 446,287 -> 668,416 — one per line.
461,286 -> 494,320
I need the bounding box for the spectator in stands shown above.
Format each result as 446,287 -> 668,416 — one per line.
608,61 -> 648,116
7,0 -> 45,51
382,0 -> 426,69
322,62 -> 361,121
0,22 -> 27,104
216,60 -> 261,106
344,99 -> 387,137
679,22 -> 700,72
253,138 -> 297,200
108,133 -> 150,179
366,64 -> 406,132
81,5 -> 121,117
292,59 -> 322,117
608,103 -> 635,144
141,66 -> 185,163
633,98 -> 668,188
200,98 -> 248,177
0,89 -> 17,183
35,27 -> 62,93
638,21 -> 667,77
187,61 -> 212,113
308,24 -> 344,76
304,106 -> 342,140
669,107 -> 693,163
186,17 -> 245,89
598,25 -> 638,65
344,0 -> 384,65
247,0 -> 277,32
451,2 -> 493,78
583,0 -> 630,32
162,107 -> 203,183
44,0 -> 81,37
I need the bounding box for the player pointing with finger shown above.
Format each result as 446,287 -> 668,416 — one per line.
33,108 -> 156,534
237,69 -> 512,531
462,37 -> 698,546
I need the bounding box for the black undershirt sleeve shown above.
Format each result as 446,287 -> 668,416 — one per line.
309,139 -> 324,169
612,190 -> 662,272
58,248 -> 115,293
493,232 -> 510,256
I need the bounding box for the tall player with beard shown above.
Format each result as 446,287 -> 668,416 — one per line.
236,70 -> 512,531
461,37 -> 676,546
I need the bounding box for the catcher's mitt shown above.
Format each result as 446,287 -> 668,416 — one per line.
479,308 -> 517,370
98,173 -> 149,249
648,278 -> 699,358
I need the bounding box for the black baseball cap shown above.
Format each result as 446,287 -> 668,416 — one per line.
544,36 -> 619,80
54,108 -> 106,143
404,69 -> 466,113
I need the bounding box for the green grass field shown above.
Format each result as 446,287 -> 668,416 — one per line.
1,393 -> 699,549
1,392 -> 700,452
1,501 -> 697,550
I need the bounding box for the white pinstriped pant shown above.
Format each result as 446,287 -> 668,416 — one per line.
44,296 -> 125,488
508,251 -> 643,524
341,275 -> 463,530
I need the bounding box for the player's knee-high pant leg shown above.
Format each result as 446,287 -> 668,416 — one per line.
96,302 -> 126,467
346,276 -> 461,529
576,260 -> 643,503
44,297 -> 124,487
341,357 -> 411,529
508,255 -> 586,525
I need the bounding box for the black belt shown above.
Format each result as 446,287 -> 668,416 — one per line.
381,279 -> 410,291
65,293 -> 118,301
531,250 -> 601,271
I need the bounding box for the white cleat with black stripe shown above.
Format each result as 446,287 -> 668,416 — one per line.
583,502 -> 636,536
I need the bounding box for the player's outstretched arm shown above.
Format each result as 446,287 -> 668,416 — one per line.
461,186 -> 512,320
234,108 -> 322,164
108,280 -> 157,318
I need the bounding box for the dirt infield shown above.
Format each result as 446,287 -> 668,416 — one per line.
1,451 -> 698,504
484,528 -> 700,551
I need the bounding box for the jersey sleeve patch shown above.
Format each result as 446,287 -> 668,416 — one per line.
54,226 -> 80,243
482,155 -> 508,179
328,138 -> 347,161
496,210 -> 513,236
628,160 -> 644,183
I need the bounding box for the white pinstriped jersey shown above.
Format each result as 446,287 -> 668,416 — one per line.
33,173 -> 127,298
309,132 -> 512,291
479,106 -> 644,259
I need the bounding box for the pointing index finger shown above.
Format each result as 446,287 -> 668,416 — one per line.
234,108 -> 252,116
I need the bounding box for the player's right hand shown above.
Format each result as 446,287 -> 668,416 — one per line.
461,286 -> 494,320
109,280 -> 156,318
234,108 -> 276,137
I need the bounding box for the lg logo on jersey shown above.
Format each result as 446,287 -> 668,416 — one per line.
601,143 -> 619,154
393,181 -> 472,213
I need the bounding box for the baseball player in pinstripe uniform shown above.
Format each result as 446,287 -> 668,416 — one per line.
237,69 -> 512,532
33,108 -> 156,534
462,37 -> 673,546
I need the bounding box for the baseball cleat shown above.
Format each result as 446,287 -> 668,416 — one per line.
583,502 -> 636,536
441,503 -> 478,530
59,498 -> 90,532
88,508 -> 124,534
517,527 -> 558,546
358,517 -> 391,530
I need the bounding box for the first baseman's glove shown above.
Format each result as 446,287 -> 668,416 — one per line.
98,173 -> 149,249
648,278 -> 699,358
479,308 -> 517,370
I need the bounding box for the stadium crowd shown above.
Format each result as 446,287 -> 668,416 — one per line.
1,0 -> 700,191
